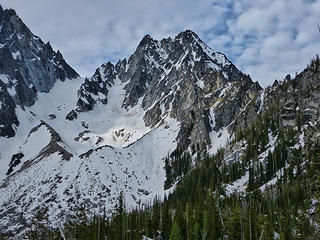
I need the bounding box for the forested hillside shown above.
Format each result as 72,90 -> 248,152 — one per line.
21,57 -> 320,240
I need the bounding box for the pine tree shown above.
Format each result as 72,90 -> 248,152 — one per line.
169,219 -> 183,240
257,215 -> 273,240
185,202 -> 194,240
152,197 -> 161,237
162,198 -> 171,239
226,207 -> 241,240
114,191 -> 125,240
203,195 -> 222,240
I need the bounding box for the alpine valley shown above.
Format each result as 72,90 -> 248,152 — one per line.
0,4 -> 319,240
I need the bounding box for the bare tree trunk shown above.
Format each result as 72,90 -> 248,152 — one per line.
58,224 -> 66,240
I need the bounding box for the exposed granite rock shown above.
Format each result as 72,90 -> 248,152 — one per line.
66,109 -> 78,121
76,63 -> 114,112
0,5 -> 79,137
0,79 -> 19,137
75,30 -> 261,150
259,58 -> 320,129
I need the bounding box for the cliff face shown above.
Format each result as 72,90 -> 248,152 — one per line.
0,6 -> 78,137
74,30 -> 261,151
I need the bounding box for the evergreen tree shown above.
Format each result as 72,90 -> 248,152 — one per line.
114,191 -> 125,240
162,198 -> 172,239
169,219 -> 183,240
226,207 -> 241,240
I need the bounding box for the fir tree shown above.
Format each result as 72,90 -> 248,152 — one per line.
169,219 -> 183,240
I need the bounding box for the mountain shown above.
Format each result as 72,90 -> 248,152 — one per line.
128,59 -> 319,240
0,5 -> 79,138
0,4 -> 319,239
0,7 -> 261,236
70,30 -> 261,158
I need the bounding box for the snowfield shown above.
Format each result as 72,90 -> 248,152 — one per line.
0,77 -> 182,233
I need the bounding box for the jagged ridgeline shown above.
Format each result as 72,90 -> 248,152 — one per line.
22,56 -> 320,240
0,5 -> 79,137
0,2 -> 320,239
22,57 -> 320,239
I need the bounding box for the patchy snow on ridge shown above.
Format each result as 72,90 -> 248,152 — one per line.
208,127 -> 230,155
0,71 -> 182,233
225,171 -> 249,196
0,77 -> 84,180
11,51 -> 21,60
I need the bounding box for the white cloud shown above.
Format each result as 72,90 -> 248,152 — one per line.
224,0 -> 320,86
0,0 -> 226,77
0,0 -> 319,87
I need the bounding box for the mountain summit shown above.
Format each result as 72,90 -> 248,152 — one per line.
74,29 -> 260,150
0,5 -> 79,137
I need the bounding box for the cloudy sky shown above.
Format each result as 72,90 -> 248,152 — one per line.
1,0 -> 319,86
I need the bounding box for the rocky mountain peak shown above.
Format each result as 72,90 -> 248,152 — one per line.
175,29 -> 200,43
72,30 -> 261,154
138,34 -> 154,47
1,7 -> 16,19
0,5 -> 319,238
0,4 -> 79,137
0,23 -> 265,235
0,5 -> 79,91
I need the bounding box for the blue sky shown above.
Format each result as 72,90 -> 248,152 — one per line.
1,0 -> 319,86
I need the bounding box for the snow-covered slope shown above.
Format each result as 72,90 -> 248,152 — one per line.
0,77 -> 181,235
0,30 -> 262,235
0,5 -> 263,236
0,5 -> 79,138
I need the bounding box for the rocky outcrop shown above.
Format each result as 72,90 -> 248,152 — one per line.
0,78 -> 19,137
260,57 -> 320,129
75,63 -> 113,112
5,121 -> 72,178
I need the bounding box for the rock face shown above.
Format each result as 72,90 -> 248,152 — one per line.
0,5 -> 79,137
262,58 -> 320,129
3,3 -> 320,238
216,56 -> 320,202
73,30 -> 261,151
0,23 -> 264,236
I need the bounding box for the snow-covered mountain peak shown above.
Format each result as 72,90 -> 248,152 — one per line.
0,16 -> 262,235
137,34 -> 156,50
0,4 -> 79,138
0,3 -> 320,238
75,30 -> 245,113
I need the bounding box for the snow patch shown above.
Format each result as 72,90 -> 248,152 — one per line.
225,172 -> 249,195
258,89 -> 265,113
7,86 -> 16,97
12,51 -> 21,60
196,79 -> 205,89
0,74 -> 10,84
209,128 -> 230,155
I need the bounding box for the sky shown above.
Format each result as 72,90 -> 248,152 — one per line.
0,0 -> 319,87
